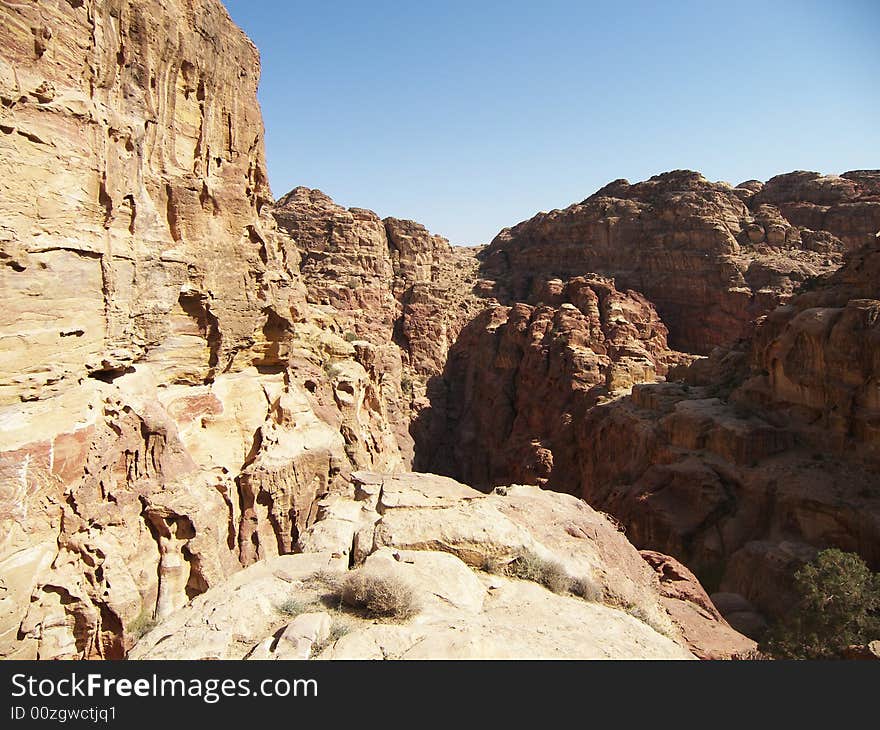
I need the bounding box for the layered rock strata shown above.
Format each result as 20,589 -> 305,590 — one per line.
130,472 -> 754,660
0,0 -> 404,659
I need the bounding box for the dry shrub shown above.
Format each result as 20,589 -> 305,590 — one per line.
506,551 -> 572,594
488,550 -> 604,602
275,598 -> 307,617
570,575 -> 603,602
340,570 -> 420,619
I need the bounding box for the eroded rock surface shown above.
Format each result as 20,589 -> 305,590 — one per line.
0,0 -> 404,659
131,472 -> 753,660
480,170 -> 877,353
578,241 -> 880,623
416,275 -> 691,489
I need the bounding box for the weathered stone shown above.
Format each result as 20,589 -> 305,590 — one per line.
131,473 -> 728,660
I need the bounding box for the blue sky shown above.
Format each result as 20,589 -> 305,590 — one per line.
223,0 -> 879,245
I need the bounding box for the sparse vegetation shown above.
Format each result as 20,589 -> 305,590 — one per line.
481,555 -> 508,575
128,608 -> 158,640
310,620 -> 351,658
339,570 -> 420,619
343,331 -> 358,342
570,575 -> 603,602
483,549 -> 602,602
506,551 -> 572,594
306,568 -> 344,590
762,548 -> 880,659
607,597 -> 675,639
275,598 -> 307,618
400,375 -> 414,398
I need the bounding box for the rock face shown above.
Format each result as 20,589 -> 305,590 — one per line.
0,0 -> 873,662
416,275 -> 691,490
577,240 -> 880,622
640,550 -> 757,660
273,186 -> 482,376
130,472 -> 753,660
479,170 -> 877,353
0,0 -> 405,659
272,186 -> 485,467
751,170 -> 880,252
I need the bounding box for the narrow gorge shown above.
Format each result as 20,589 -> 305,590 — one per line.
1,0 -> 877,660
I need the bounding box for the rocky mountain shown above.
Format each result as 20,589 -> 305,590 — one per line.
577,240 -> 880,623
480,170 -> 878,353
0,0 -> 876,661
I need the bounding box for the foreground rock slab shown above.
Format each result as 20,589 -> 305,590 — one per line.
132,472 -> 754,660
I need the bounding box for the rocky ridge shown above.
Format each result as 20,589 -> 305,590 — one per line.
130,472 -> 754,660
481,169 -> 879,353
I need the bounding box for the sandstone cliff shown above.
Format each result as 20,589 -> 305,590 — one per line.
0,0 -> 405,659
272,186 -> 485,466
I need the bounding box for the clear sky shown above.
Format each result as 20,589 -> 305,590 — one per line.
223,0 -> 879,245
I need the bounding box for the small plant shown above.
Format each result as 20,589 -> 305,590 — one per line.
400,375 -> 414,398
481,555 -> 508,574
275,598 -> 307,618
504,551 -> 572,594
128,609 -> 158,640
306,568 -> 344,588
620,601 -> 674,638
343,331 -> 358,342
321,360 -> 342,379
484,550 -> 606,602
570,575 -> 603,602
310,620 -> 351,658
762,548 -> 880,659
340,570 -> 420,619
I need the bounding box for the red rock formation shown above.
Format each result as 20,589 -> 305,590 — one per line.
480,170 -> 869,353
750,170 -> 880,251
640,550 -> 757,659
577,240 -> 880,622
273,186 -> 482,377
272,186 -> 486,467
416,276 -> 690,490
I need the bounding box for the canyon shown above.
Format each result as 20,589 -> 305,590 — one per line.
0,0 -> 877,660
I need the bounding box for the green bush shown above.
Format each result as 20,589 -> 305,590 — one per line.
763,548 -> 880,659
